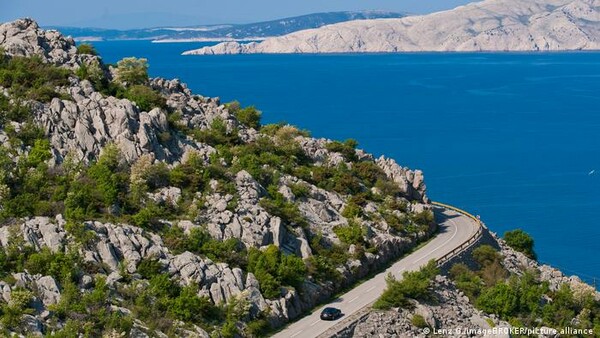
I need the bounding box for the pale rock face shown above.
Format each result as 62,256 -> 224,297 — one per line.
148,186 -> 182,207
349,275 -> 509,337
184,0 -> 600,55
0,18 -> 77,66
0,217 -> 66,252
35,276 -> 61,306
376,156 -> 428,202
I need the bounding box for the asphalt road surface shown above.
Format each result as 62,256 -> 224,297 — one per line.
271,206 -> 480,338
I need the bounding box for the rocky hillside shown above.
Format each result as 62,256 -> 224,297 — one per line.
0,19 -> 434,337
184,0 -> 600,54
340,229 -> 600,338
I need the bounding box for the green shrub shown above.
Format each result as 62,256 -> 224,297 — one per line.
411,210 -> 434,226
341,201 -> 362,219
137,257 -> 163,278
352,161 -> 386,187
193,118 -> 240,147
248,245 -> 306,299
168,285 -> 221,322
0,55 -> 70,102
162,226 -> 247,268
233,105 -> 261,129
326,139 -> 358,162
201,238 -> 247,268
476,281 -> 520,318
449,263 -> 484,300
504,229 -> 536,260
76,43 -> 98,55
24,248 -> 82,283
472,245 -> 508,286
260,187 -> 307,228
246,318 -> 270,336
472,245 -> 501,267
374,260 -> 439,310
411,314 -> 429,328
374,178 -> 401,197
333,221 -> 365,246
0,288 -> 34,329
115,57 -> 149,86
289,183 -> 310,199
123,85 -> 166,112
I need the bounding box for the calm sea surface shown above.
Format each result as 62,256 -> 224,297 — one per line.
94,41 -> 600,286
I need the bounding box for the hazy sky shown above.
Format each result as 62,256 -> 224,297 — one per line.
0,0 -> 476,29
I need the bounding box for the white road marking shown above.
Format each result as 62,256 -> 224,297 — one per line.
366,286 -> 376,292
398,268 -> 405,273
310,320 -> 320,327
291,330 -> 303,338
413,216 -> 460,264
348,296 -> 360,303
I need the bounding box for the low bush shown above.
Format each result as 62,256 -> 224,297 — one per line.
0,55 -> 70,102
374,260 -> 439,310
247,245 -> 307,299
325,139 -> 358,162
333,220 -> 366,246
123,85 -> 167,112
230,102 -> 261,129
504,229 -> 536,260
76,43 -> 98,55
411,314 -> 429,328
260,186 -> 307,228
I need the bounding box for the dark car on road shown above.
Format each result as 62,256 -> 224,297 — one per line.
320,307 -> 342,320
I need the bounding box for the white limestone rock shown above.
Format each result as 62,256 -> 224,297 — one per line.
185,0 -> 600,55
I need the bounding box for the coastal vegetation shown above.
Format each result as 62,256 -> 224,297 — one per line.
503,229 -> 536,259
374,260 -> 439,310
449,244 -> 600,334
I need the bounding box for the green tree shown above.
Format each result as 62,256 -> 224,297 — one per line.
476,282 -> 520,318
504,229 -> 536,259
234,105 -> 262,129
115,57 -> 149,86
76,43 -> 98,55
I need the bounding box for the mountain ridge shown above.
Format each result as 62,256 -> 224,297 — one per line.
47,11 -> 407,42
184,0 -> 600,54
1,18 -> 599,338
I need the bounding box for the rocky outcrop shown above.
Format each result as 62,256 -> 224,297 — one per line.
184,0 -> 600,55
0,18 -> 79,66
33,79 -> 219,164
493,231 -> 600,299
344,276 -> 510,338
376,156 -> 428,203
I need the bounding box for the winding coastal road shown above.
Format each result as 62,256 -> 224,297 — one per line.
271,205 -> 481,338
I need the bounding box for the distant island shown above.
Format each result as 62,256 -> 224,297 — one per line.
48,11 -> 406,43
184,0 -> 600,54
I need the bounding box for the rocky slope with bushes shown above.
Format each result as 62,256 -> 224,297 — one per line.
338,228 -> 600,338
0,19 -> 433,337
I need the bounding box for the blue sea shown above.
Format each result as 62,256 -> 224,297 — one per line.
94,41 -> 600,286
